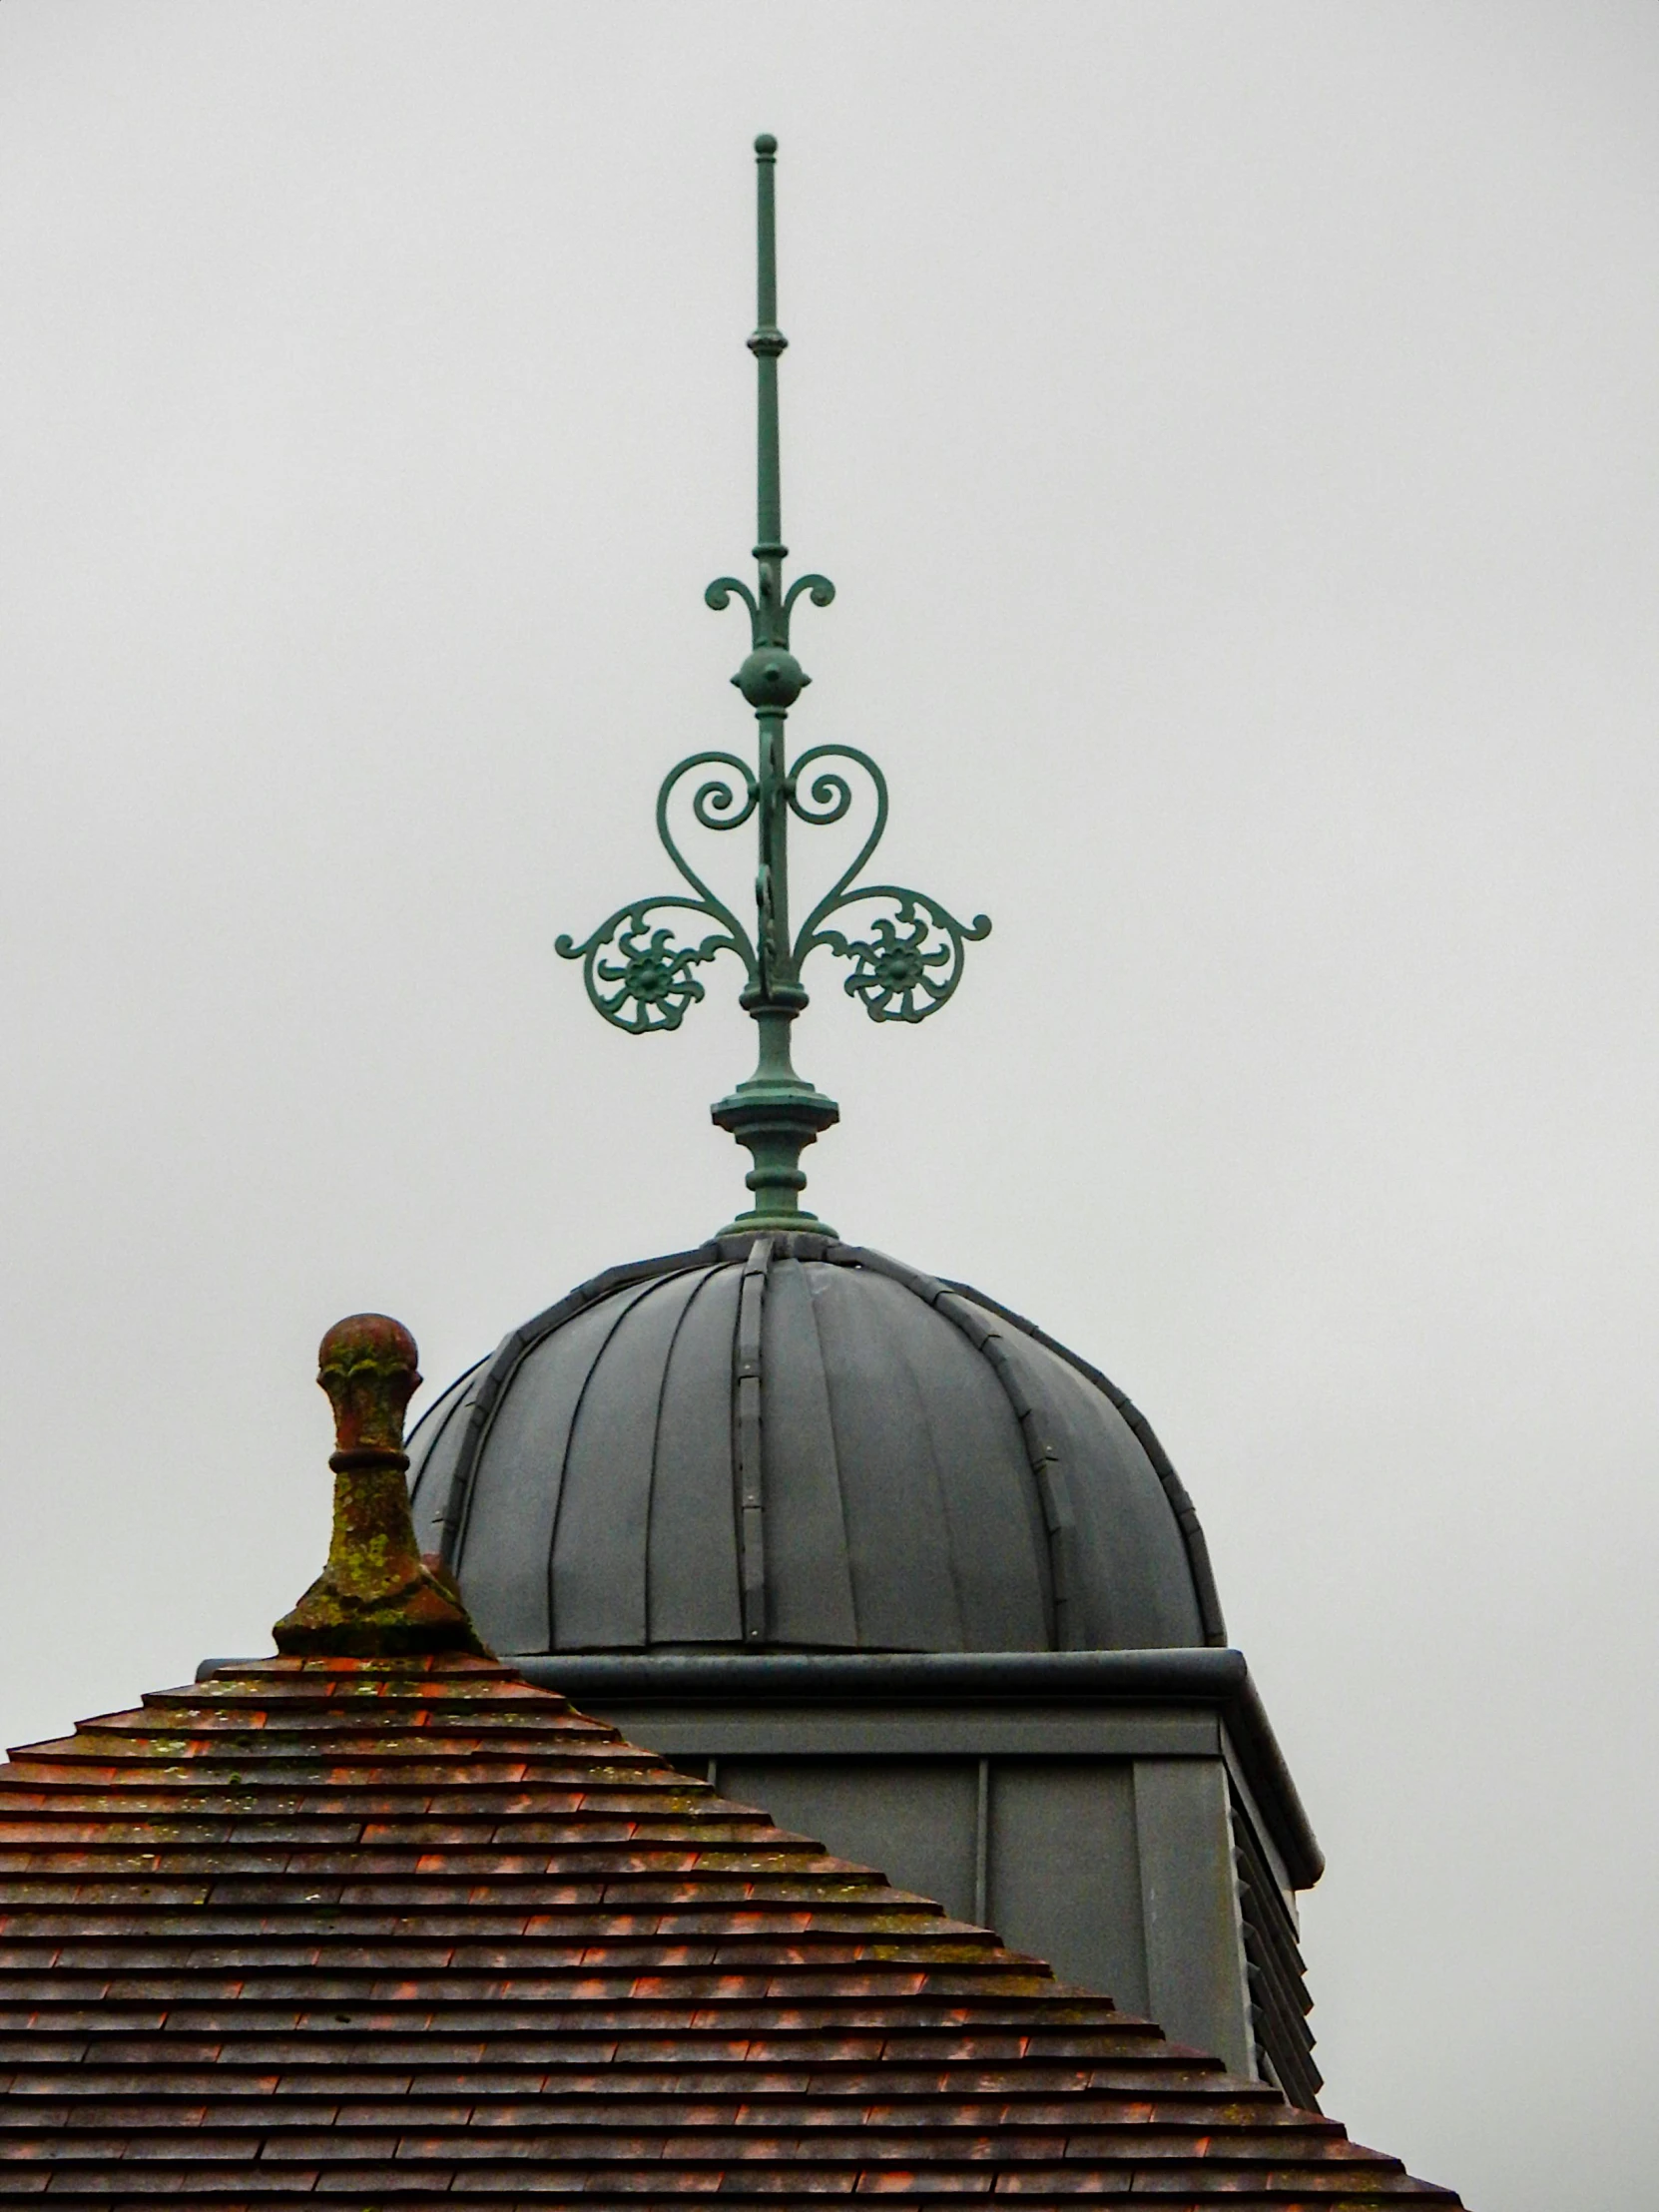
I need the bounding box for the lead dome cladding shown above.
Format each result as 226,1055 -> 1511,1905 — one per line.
407,1235 -> 1227,1658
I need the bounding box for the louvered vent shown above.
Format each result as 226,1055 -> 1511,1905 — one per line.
1231,1780 -> 1322,2112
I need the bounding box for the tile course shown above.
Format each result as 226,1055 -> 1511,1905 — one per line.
0,1653 -> 1458,2206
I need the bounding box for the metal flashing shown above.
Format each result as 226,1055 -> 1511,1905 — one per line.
491,1645 -> 1324,1889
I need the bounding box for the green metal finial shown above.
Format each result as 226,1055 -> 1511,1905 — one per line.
557,136 -> 990,1237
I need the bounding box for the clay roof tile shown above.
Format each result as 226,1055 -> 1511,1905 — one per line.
0,1653 -> 1460,2207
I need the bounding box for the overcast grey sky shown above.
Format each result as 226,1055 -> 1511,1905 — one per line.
1,3 -> 1655,2202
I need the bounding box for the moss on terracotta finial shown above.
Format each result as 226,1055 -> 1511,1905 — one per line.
274,1313 -> 486,1656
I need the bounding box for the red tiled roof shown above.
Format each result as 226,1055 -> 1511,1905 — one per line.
0,1652 -> 1458,2206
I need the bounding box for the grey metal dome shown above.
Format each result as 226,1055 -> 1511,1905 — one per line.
408,1233 -> 1226,1658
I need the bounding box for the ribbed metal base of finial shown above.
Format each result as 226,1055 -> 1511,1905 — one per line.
715,1207 -> 838,1242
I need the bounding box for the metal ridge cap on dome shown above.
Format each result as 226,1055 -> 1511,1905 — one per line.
936,1271 -> 1229,1650
494,1645 -> 1323,1889
830,1242 -> 1079,1648
434,1239 -> 722,1568
822,1243 -> 1224,1653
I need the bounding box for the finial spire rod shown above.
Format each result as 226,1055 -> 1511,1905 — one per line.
753,134 -> 784,570
557,136 -> 990,1238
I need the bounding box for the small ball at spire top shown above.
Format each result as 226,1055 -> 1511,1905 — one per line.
755,134 -> 778,157
317,1313 -> 420,1456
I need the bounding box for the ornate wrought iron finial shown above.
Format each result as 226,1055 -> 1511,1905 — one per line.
557,135 -> 989,1237
274,1314 -> 486,1656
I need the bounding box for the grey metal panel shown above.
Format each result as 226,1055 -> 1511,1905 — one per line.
806,1265 -> 964,1650
760,1260 -> 859,1646
436,1253 -> 718,1575
830,1249 -> 1061,1639
994,1328 -> 1204,1650
552,1269 -> 710,1650
921,1285 -> 1076,1646
455,1282 -> 659,1655
498,1647 -> 1323,1889
404,1364 -> 480,1553
647,1264 -> 744,1645
988,1760 -> 1148,2014
941,1274 -> 1228,1647
718,1757 -> 980,1928
885,1282 -> 1052,1652
1134,1758 -> 1254,2077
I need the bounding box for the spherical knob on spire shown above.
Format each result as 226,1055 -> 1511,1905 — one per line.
274,1313 -> 486,1657
733,645 -> 808,710
317,1313 -> 420,1460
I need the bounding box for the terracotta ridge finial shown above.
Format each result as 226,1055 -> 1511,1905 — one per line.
274,1313 -> 486,1657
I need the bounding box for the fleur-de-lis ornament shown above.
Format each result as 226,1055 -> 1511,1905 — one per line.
558,136 -> 989,1237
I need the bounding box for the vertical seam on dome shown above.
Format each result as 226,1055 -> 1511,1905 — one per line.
882,1300 -> 971,1652
545,1275 -> 686,1650
406,1360 -> 484,1520
437,1330 -> 529,1573
973,1331 -> 1077,1650
643,1266 -> 723,1647
795,1255 -> 860,1647
436,1246 -> 717,1572
829,1245 -> 1076,1652
732,1237 -> 773,1643
938,1274 -> 1229,1648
